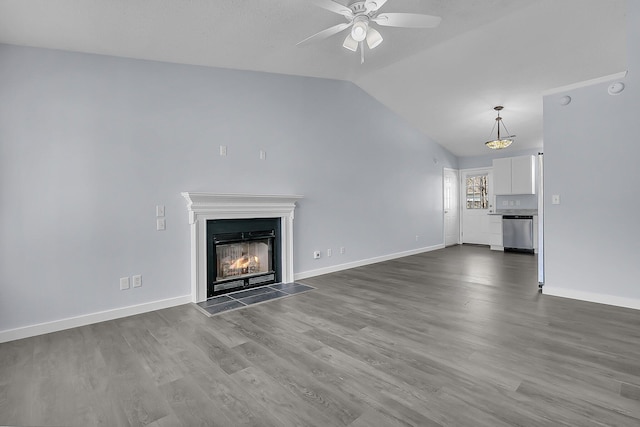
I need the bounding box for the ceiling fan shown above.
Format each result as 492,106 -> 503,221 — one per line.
297,0 -> 442,63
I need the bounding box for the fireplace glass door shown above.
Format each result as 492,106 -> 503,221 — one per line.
216,237 -> 273,281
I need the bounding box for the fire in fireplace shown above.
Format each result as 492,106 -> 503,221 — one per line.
216,232 -> 272,281
207,218 -> 281,297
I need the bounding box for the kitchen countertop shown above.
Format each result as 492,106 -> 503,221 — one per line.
489,209 -> 538,216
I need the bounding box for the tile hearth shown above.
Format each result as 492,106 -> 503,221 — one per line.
194,282 -> 314,316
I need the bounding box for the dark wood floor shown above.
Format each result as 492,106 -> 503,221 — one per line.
2,245 -> 640,426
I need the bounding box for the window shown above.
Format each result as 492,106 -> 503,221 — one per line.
466,175 -> 488,209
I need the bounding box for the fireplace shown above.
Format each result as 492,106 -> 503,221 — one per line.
182,193 -> 302,303
207,218 -> 281,297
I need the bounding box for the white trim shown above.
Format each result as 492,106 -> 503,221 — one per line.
0,295 -> 191,343
542,71 -> 628,96
443,168 -> 460,247
543,286 -> 640,311
295,244 -> 444,280
181,193 -> 303,303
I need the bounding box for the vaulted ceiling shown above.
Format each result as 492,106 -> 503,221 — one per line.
0,0 -> 627,157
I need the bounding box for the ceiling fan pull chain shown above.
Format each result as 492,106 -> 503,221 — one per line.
360,41 -> 365,64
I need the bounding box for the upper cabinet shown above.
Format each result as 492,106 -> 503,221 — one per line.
493,158 -> 512,195
511,155 -> 536,194
492,155 -> 536,195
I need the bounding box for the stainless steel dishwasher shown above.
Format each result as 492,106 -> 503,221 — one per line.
502,215 -> 534,253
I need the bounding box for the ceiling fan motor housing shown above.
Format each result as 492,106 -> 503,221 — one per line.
349,1 -> 369,15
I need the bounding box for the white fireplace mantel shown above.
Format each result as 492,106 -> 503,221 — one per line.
181,192 -> 303,302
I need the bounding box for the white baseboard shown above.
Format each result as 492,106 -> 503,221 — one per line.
543,286 -> 640,311
0,295 -> 191,343
294,244 -> 445,281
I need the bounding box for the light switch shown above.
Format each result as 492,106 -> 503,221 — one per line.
552,195 -> 561,205
259,150 -> 266,160
157,218 -> 166,230
156,205 -> 165,217
219,145 -> 227,156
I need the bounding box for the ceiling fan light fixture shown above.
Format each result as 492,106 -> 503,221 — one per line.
484,106 -> 515,150
366,27 -> 383,49
351,17 -> 368,42
343,34 -> 358,51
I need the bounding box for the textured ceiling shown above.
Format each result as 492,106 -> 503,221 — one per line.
0,0 -> 628,157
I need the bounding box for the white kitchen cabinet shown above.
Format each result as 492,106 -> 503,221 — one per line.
511,155 -> 536,194
492,158 -> 512,195
489,215 -> 503,250
492,155 -> 535,195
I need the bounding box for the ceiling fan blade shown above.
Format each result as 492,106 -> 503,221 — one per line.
373,13 -> 442,28
297,22 -> 352,46
308,0 -> 354,18
364,0 -> 388,13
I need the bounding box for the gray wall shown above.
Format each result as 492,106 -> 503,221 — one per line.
0,44 -> 456,332
542,2 -> 639,304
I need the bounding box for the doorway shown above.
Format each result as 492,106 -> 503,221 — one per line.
461,168 -> 493,245
443,168 -> 460,246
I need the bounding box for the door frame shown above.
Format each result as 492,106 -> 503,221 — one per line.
459,167 -> 494,245
443,168 -> 461,246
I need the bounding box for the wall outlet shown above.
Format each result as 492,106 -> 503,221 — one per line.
515,200 -> 521,206
219,145 -> 227,156
340,247 -> 345,254
509,200 -> 515,206
259,150 -> 266,160
120,277 -> 130,290
327,248 -> 332,257
502,200 -> 508,206
156,218 -> 166,230
132,275 -> 142,288
156,205 -> 165,217
313,251 -> 321,259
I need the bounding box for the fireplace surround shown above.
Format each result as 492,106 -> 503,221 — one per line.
182,193 -> 302,303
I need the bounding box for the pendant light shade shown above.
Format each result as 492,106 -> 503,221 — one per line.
485,106 -> 515,150
485,138 -> 513,150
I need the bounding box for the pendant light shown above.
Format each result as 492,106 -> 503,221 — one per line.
485,106 -> 515,150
